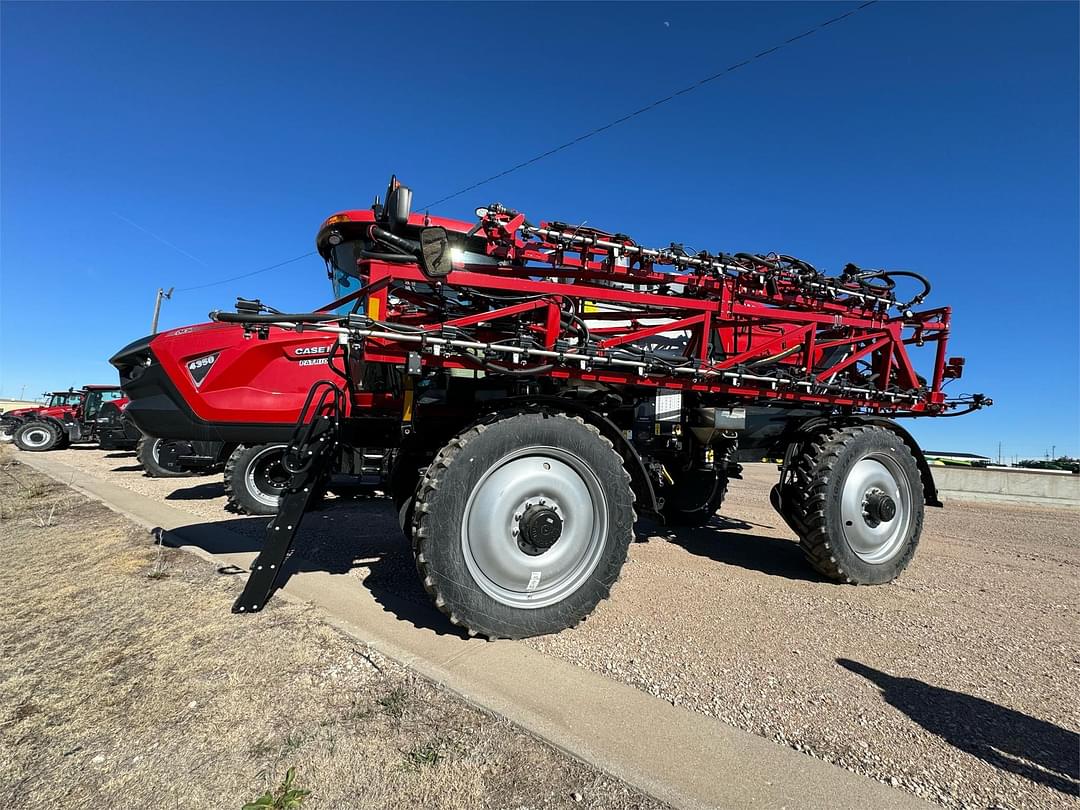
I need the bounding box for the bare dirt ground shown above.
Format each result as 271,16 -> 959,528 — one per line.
19,446 -> 1080,810
0,450 -> 664,810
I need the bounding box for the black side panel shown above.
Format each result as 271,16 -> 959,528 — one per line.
121,359 -> 296,445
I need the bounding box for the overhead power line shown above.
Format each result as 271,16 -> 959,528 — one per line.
422,0 -> 879,209
175,251 -> 317,292
168,3 -> 875,297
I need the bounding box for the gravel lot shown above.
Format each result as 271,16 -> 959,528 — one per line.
32,446 -> 1080,810
0,451 -> 663,810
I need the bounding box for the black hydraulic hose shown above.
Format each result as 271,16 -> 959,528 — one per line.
483,360 -> 556,376
734,252 -> 780,270
369,225 -> 421,257
211,311 -> 344,324
880,270 -> 932,308
357,250 -> 417,263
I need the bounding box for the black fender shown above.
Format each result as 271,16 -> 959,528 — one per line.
775,414 -> 941,508
481,395 -> 662,520
31,414 -> 70,437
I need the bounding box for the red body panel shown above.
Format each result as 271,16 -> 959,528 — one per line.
148,322 -> 343,425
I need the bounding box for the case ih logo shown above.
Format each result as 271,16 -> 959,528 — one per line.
293,346 -> 331,356
186,353 -> 219,387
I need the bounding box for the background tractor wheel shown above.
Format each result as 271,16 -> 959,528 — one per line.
659,468 -> 728,527
13,421 -> 60,452
789,425 -> 923,584
412,409 -> 635,639
224,443 -> 290,515
137,437 -> 195,478
0,418 -> 19,443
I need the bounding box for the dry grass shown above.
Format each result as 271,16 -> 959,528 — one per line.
0,450 -> 663,810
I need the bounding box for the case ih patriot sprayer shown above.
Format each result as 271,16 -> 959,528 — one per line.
111,321 -> 381,511
114,178 -> 989,639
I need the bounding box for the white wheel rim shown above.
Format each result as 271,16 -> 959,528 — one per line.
22,428 -> 52,448
840,454 -> 913,564
244,445 -> 289,508
460,446 -> 608,610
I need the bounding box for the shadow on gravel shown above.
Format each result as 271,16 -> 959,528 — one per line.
103,452 -> 136,459
161,499 -> 463,638
111,464 -> 145,473
658,516 -> 827,583
165,482 -> 225,500
838,658 -> 1080,796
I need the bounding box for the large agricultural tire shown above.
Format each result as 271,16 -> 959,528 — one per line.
659,468 -> 727,527
224,443 -> 290,515
789,425 -> 923,585
412,409 -> 635,639
137,437 -> 195,479
13,421 -> 60,452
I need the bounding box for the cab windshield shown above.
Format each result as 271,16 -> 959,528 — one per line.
327,235 -> 496,305
47,393 -> 81,407
83,390 -> 123,419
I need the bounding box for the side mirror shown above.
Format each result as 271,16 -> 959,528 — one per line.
418,227 -> 453,278
384,177 -> 413,232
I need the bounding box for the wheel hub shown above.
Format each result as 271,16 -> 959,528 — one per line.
517,503 -> 563,555
460,447 -> 608,609
862,488 -> 896,526
839,455 -> 912,565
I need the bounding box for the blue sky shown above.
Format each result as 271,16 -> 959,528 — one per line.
1,1 -> 1076,460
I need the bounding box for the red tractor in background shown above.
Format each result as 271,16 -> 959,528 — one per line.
1,390 -> 84,443
114,177 -> 990,638
9,385 -> 134,452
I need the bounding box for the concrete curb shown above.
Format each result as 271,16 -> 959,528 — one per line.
18,452 -> 931,810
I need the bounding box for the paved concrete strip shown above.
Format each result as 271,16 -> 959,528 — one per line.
20,453 -> 931,810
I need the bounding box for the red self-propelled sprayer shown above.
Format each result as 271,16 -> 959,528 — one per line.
116,177 -> 990,639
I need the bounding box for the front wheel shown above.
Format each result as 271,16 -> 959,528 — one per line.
224,443 -> 290,515
412,410 -> 635,639
789,425 -> 924,584
13,421 -> 60,452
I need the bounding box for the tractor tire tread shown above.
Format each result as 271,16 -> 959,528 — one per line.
411,407 -> 635,640
788,424 -> 922,584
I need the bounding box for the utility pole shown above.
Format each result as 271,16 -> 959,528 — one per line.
1052,445 -> 1056,459
19,385 -> 26,400
997,441 -> 1002,465
151,287 -> 174,334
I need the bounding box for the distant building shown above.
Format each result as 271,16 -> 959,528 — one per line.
923,451 -> 992,467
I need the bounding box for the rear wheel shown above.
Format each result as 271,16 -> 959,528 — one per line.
224,443 -> 290,515
13,421 -> 60,452
137,437 -> 195,478
412,410 -> 635,639
789,425 -> 923,584
659,467 -> 727,527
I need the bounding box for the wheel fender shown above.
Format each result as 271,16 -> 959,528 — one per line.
781,415 -> 941,508
482,396 -> 661,520
35,415 -> 68,437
